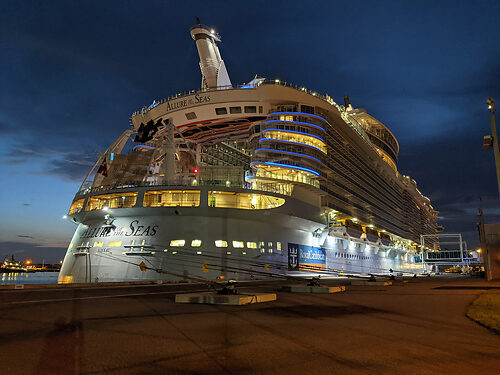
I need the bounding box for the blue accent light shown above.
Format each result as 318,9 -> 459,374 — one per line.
254,148 -> 323,163
110,152 -> 114,161
270,111 -> 328,123
258,138 -> 324,153
251,161 -> 320,176
133,145 -> 156,151
264,119 -> 325,132
262,128 -> 325,142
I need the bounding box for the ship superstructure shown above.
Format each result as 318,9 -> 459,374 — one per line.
59,20 -> 438,283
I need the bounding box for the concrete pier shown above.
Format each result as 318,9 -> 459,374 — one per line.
175,292 -> 277,305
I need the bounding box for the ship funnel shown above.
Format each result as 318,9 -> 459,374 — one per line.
344,95 -> 353,111
190,19 -> 232,89
344,95 -> 350,108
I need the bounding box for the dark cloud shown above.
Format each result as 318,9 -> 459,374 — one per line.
0,241 -> 66,263
40,156 -> 95,182
0,158 -> 29,166
0,121 -> 16,134
397,122 -> 497,248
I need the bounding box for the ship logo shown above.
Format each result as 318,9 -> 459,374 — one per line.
288,244 -> 299,271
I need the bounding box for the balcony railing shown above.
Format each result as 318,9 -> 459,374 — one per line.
74,175 -> 296,199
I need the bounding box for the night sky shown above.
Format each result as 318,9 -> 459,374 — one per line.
0,0 -> 498,263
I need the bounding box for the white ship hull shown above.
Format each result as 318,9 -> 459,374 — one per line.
59,187 -> 423,284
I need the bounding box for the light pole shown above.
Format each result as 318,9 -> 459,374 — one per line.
486,98 -> 500,199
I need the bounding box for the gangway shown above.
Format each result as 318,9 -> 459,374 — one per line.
420,233 -> 481,272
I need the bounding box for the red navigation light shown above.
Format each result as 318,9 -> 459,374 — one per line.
193,168 -> 199,174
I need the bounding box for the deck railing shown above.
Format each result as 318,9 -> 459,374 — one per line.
73,177 -> 294,199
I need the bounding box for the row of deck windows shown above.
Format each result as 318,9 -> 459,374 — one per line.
334,252 -> 371,260
75,240 -> 370,260
143,190 -> 200,207
84,193 -> 138,211
208,191 -> 285,209
215,106 -> 263,115
170,240 -> 282,251
70,191 -> 285,213
71,240 -> 281,252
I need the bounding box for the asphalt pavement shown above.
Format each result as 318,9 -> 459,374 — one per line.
0,276 -> 499,375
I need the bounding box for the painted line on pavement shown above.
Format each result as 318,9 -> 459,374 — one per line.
0,289 -> 211,305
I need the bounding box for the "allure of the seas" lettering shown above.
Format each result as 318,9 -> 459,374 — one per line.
165,94 -> 210,111
79,220 -> 158,239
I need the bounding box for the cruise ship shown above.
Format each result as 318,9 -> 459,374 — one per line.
58,20 -> 439,283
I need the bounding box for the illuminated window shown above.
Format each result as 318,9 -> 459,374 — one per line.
227,251 -> 232,255
279,115 -> 294,121
215,240 -> 228,248
242,251 -> 247,255
259,241 -> 265,249
262,130 -> 327,153
191,239 -> 202,247
108,241 -> 122,247
253,163 -> 320,188
207,191 -> 285,210
232,241 -> 244,248
144,190 -> 200,207
68,199 -> 85,215
196,251 -> 202,254
277,242 -> 282,251
170,240 -> 185,247
93,241 -> 103,248
246,242 -> 257,249
268,242 -> 273,248
86,193 -> 138,211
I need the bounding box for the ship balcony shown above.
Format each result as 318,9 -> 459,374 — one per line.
248,161 -> 320,189
266,112 -> 329,131
259,129 -> 327,154
254,146 -> 325,168
263,118 -> 326,140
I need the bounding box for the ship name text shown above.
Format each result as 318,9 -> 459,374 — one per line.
165,94 -> 211,112
79,220 -> 158,239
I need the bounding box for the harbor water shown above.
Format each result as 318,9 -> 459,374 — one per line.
1,272 -> 59,285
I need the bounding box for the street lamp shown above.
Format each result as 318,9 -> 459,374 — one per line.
485,97 -> 500,199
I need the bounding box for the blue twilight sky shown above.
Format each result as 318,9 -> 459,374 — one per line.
0,0 -> 498,262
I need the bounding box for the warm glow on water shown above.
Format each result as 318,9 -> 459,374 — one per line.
0,272 -> 59,285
